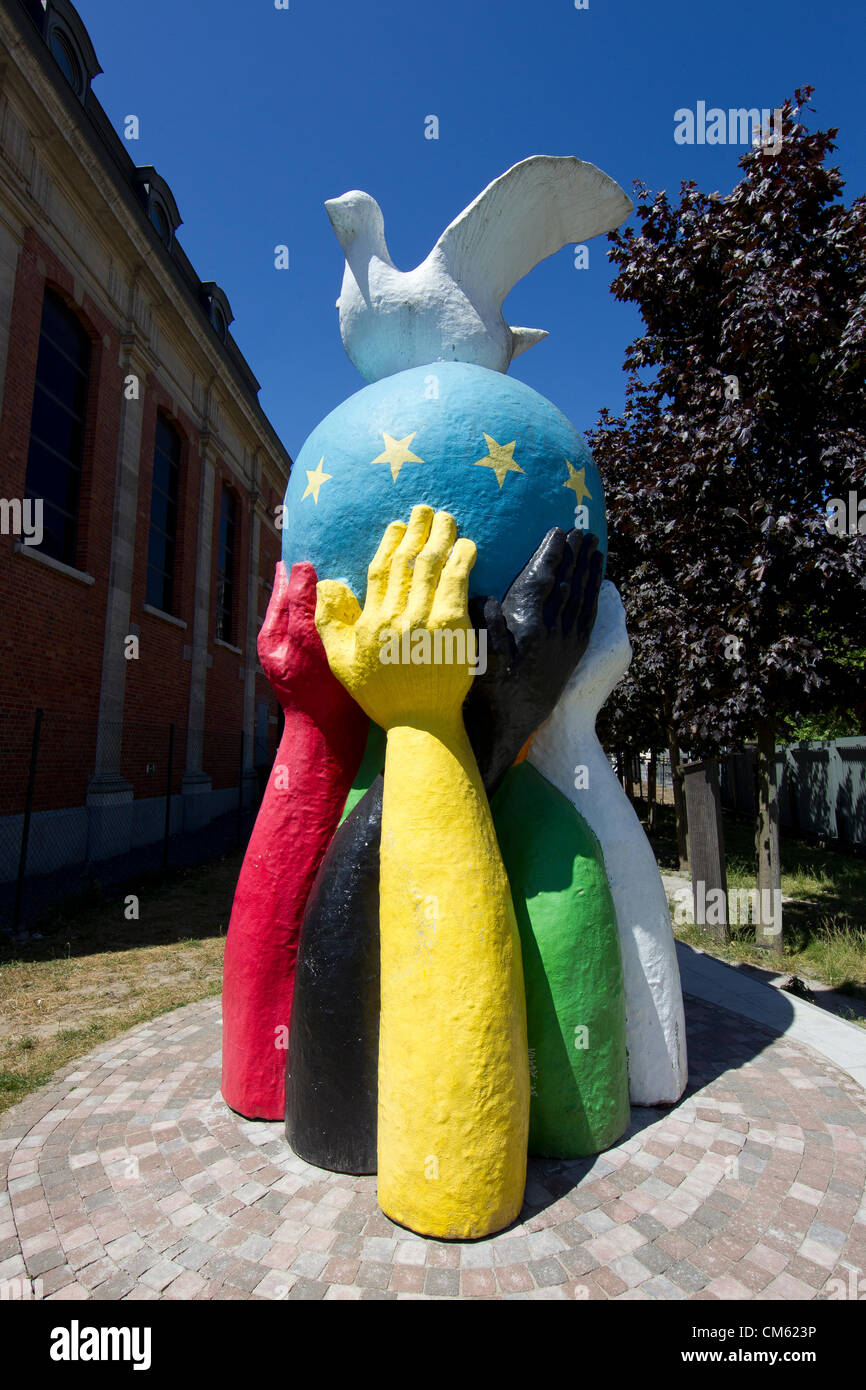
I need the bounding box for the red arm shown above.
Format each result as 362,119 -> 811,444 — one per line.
221,561 -> 367,1119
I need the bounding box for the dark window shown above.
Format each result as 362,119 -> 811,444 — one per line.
216,488 -> 237,643
24,289 -> 91,567
49,29 -> 82,93
145,415 -> 182,612
150,201 -> 171,245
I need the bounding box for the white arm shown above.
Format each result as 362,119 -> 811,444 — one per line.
528,581 -> 688,1105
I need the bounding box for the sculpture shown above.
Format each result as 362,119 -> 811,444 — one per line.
327,155 -> 633,382
220,563 -> 366,1120
529,583 -> 688,1105
222,155 -> 687,1240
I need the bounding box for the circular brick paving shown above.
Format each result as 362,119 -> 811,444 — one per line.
1,994 -> 865,1300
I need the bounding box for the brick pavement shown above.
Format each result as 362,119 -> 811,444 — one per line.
1,994 -> 865,1300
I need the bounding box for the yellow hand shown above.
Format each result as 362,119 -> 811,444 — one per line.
318,504 -> 528,1239
314,505 -> 477,730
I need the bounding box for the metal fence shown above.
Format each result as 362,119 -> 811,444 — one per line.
720,737 -> 866,849
609,752 -> 677,805
0,705 -> 263,929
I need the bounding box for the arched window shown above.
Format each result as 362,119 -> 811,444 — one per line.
149,200 -> 171,247
146,414 -> 182,613
24,288 -> 92,567
43,1 -> 102,103
49,27 -> 82,92
200,283 -> 234,344
134,169 -> 181,251
216,487 -> 238,643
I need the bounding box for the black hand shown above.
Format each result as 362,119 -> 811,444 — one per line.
464,528 -> 603,792
286,777 -> 383,1174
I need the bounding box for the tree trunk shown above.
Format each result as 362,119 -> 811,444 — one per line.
754,723 -> 783,956
668,727 -> 689,870
682,759 -> 729,945
619,749 -> 635,803
647,748 -> 658,834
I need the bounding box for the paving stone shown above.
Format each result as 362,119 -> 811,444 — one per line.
635,1243 -> 671,1275
290,1250 -> 328,1280
632,1213 -> 668,1241
139,1260 -> 183,1293
221,1259 -> 263,1294
528,1255 -> 568,1287
26,1246 -> 67,1277
287,1278 -> 328,1300
460,1267 -> 496,1296
667,1260 -> 709,1294
425,1266 -> 460,1297
525,1229 -> 568,1258
1,993 -> 863,1302
90,1272 -> 136,1300
356,1260 -> 391,1290
496,1262 -> 534,1293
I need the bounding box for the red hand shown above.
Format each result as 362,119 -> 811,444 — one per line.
221,561 -> 367,1120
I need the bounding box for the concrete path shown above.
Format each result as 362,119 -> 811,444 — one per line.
662,869 -> 866,1088
1,980 -> 865,1301
678,941 -> 866,1092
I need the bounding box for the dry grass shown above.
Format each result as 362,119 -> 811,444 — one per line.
647,801 -> 866,1018
0,853 -> 241,1114
673,915 -> 866,1005
5,799 -> 865,1115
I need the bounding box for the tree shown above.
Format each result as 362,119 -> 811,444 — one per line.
593,380 -> 694,864
589,88 -> 866,951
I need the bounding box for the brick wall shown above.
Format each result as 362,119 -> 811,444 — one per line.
117,379 -> 202,797
0,228 -> 288,813
0,229 -> 121,734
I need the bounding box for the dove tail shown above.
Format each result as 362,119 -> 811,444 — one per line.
510,326 -> 549,361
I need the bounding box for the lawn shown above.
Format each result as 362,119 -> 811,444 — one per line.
3,801 -> 864,1118
0,853 -> 239,1115
646,801 -> 866,1002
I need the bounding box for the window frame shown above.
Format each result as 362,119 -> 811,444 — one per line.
145,411 -> 183,615
24,286 -> 93,569
215,485 -> 239,645
48,26 -> 83,93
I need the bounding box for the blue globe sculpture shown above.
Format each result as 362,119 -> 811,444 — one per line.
281,362 -> 606,600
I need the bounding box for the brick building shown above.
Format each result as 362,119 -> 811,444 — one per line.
0,0 -> 292,890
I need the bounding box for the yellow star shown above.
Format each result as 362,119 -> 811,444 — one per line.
474,433 -> 525,489
301,457 -> 332,504
371,432 -> 424,482
563,460 -> 592,507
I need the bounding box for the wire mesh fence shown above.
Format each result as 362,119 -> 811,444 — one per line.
607,751 -> 676,806
0,705 -> 262,930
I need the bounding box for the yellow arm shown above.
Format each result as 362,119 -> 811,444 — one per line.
315,505 -> 529,1238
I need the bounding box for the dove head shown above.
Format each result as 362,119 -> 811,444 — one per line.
325,190 -> 390,263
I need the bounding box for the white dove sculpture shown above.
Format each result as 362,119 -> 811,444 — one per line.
326,155 -> 633,383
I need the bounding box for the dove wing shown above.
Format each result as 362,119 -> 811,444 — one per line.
433,155 -> 633,307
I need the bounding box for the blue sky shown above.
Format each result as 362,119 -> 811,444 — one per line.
77,0 -> 865,461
